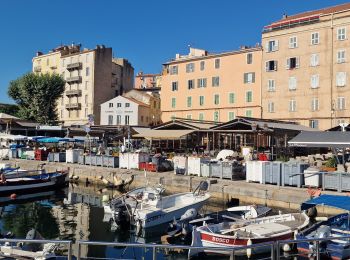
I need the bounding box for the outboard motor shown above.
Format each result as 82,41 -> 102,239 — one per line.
310,225 -> 331,255
24,229 -> 44,251
111,198 -> 130,226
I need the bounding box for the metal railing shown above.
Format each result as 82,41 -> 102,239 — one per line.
0,236 -> 349,260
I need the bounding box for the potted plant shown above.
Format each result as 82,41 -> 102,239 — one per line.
322,157 -> 337,172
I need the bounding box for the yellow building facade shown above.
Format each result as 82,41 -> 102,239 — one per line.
160,47 -> 262,123
262,3 -> 350,130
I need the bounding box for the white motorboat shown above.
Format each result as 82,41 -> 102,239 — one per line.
190,212 -> 309,256
132,181 -> 210,229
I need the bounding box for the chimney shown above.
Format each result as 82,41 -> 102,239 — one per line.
36,51 -> 43,57
282,13 -> 288,19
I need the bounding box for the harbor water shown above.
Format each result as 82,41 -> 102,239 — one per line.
0,183 -> 301,260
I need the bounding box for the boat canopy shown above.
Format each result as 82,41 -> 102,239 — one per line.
301,194 -> 350,211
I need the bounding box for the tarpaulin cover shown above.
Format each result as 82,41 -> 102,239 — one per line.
301,194 -> 350,211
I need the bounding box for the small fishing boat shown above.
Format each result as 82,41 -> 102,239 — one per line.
191,212 -> 309,256
297,194 -> 350,260
0,170 -> 68,196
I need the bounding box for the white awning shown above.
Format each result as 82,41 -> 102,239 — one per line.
133,127 -> 194,140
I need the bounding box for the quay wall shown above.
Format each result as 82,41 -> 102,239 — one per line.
6,159 -> 345,215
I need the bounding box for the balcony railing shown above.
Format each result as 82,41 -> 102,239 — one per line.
65,90 -> 82,96
66,62 -> 82,70
66,76 -> 82,84
65,103 -> 81,110
34,66 -> 41,72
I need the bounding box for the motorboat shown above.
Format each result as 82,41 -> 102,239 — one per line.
190,212 -> 309,256
0,170 -> 68,196
297,194 -> 350,260
131,181 -> 210,229
167,205 -> 271,240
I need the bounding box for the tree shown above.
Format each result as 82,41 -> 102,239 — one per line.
0,103 -> 19,117
8,73 -> 65,125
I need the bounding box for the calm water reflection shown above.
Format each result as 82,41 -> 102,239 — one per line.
0,184 -> 197,259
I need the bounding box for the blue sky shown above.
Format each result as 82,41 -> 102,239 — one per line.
0,0 -> 348,103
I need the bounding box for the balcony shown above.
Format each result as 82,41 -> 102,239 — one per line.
34,66 -> 41,72
65,103 -> 81,110
66,62 -> 82,70
66,76 -> 82,84
65,90 -> 82,97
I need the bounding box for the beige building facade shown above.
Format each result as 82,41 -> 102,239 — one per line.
262,3 -> 350,130
32,44 -> 134,126
134,72 -> 161,89
160,47 -> 262,123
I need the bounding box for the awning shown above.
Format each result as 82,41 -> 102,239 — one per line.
0,134 -> 27,141
133,127 -> 194,140
288,131 -> 350,148
301,195 -> 350,211
37,137 -> 70,143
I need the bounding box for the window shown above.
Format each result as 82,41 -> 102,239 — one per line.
188,79 -> 195,89
172,81 -> 178,91
336,72 -> 347,87
85,95 -> 88,104
268,101 -> 275,113
288,77 -> 297,90
309,120 -> 319,129
245,110 -> 252,117
199,113 -> 204,121
199,96 -> 204,106
246,91 -> 253,102
310,75 -> 319,89
200,61 -> 205,71
289,36 -> 297,48
171,98 -> 176,108
84,108 -> 88,117
109,103 -> 113,108
266,40 -> 279,52
265,60 -> 277,71
186,63 -> 195,73
85,81 -> 88,90
187,96 -> 192,107
108,115 -> 113,125
286,57 -> 299,69
311,32 -> 319,45
125,115 -> 130,125
311,98 -> 319,111
337,97 -> 346,110
229,93 -> 235,104
289,99 -> 297,112
268,79 -> 275,91
244,72 -> 255,83
141,116 -> 144,122
116,115 -> 121,125
214,94 -> 220,105
337,50 -> 346,63
246,53 -> 253,64
228,112 -> 235,121
310,53 -> 319,67
125,103 -> 130,107
117,103 -> 122,107
212,76 -> 220,87
215,58 -> 220,69
171,114 -> 176,120
170,65 -> 178,75
213,111 -> 219,122
337,27 -> 346,41
186,114 -> 192,119
197,78 -> 207,88
86,67 -> 90,76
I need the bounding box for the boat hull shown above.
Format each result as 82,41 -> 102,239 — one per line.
0,172 -> 68,196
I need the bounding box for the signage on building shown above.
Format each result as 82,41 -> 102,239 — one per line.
36,125 -> 62,130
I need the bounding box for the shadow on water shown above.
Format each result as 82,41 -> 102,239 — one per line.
0,183 -> 302,259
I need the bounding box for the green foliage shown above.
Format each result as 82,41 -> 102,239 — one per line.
8,72 -> 65,125
276,155 -> 289,162
325,156 -> 337,168
0,103 -> 19,117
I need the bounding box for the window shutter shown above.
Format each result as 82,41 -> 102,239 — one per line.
286,58 -> 290,70
315,75 -> 319,87
197,79 -> 200,88
275,40 -> 279,51
244,73 -> 248,83
265,42 -> 269,52
265,62 -> 269,72
274,61 -> 277,71
343,72 -> 347,86
296,57 -> 300,68
252,73 -> 255,83
315,54 -> 319,66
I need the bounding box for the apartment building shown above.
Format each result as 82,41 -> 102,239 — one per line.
32,44 -> 134,126
134,72 -> 161,89
262,3 -> 350,130
161,47 -> 262,123
100,89 -> 161,126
